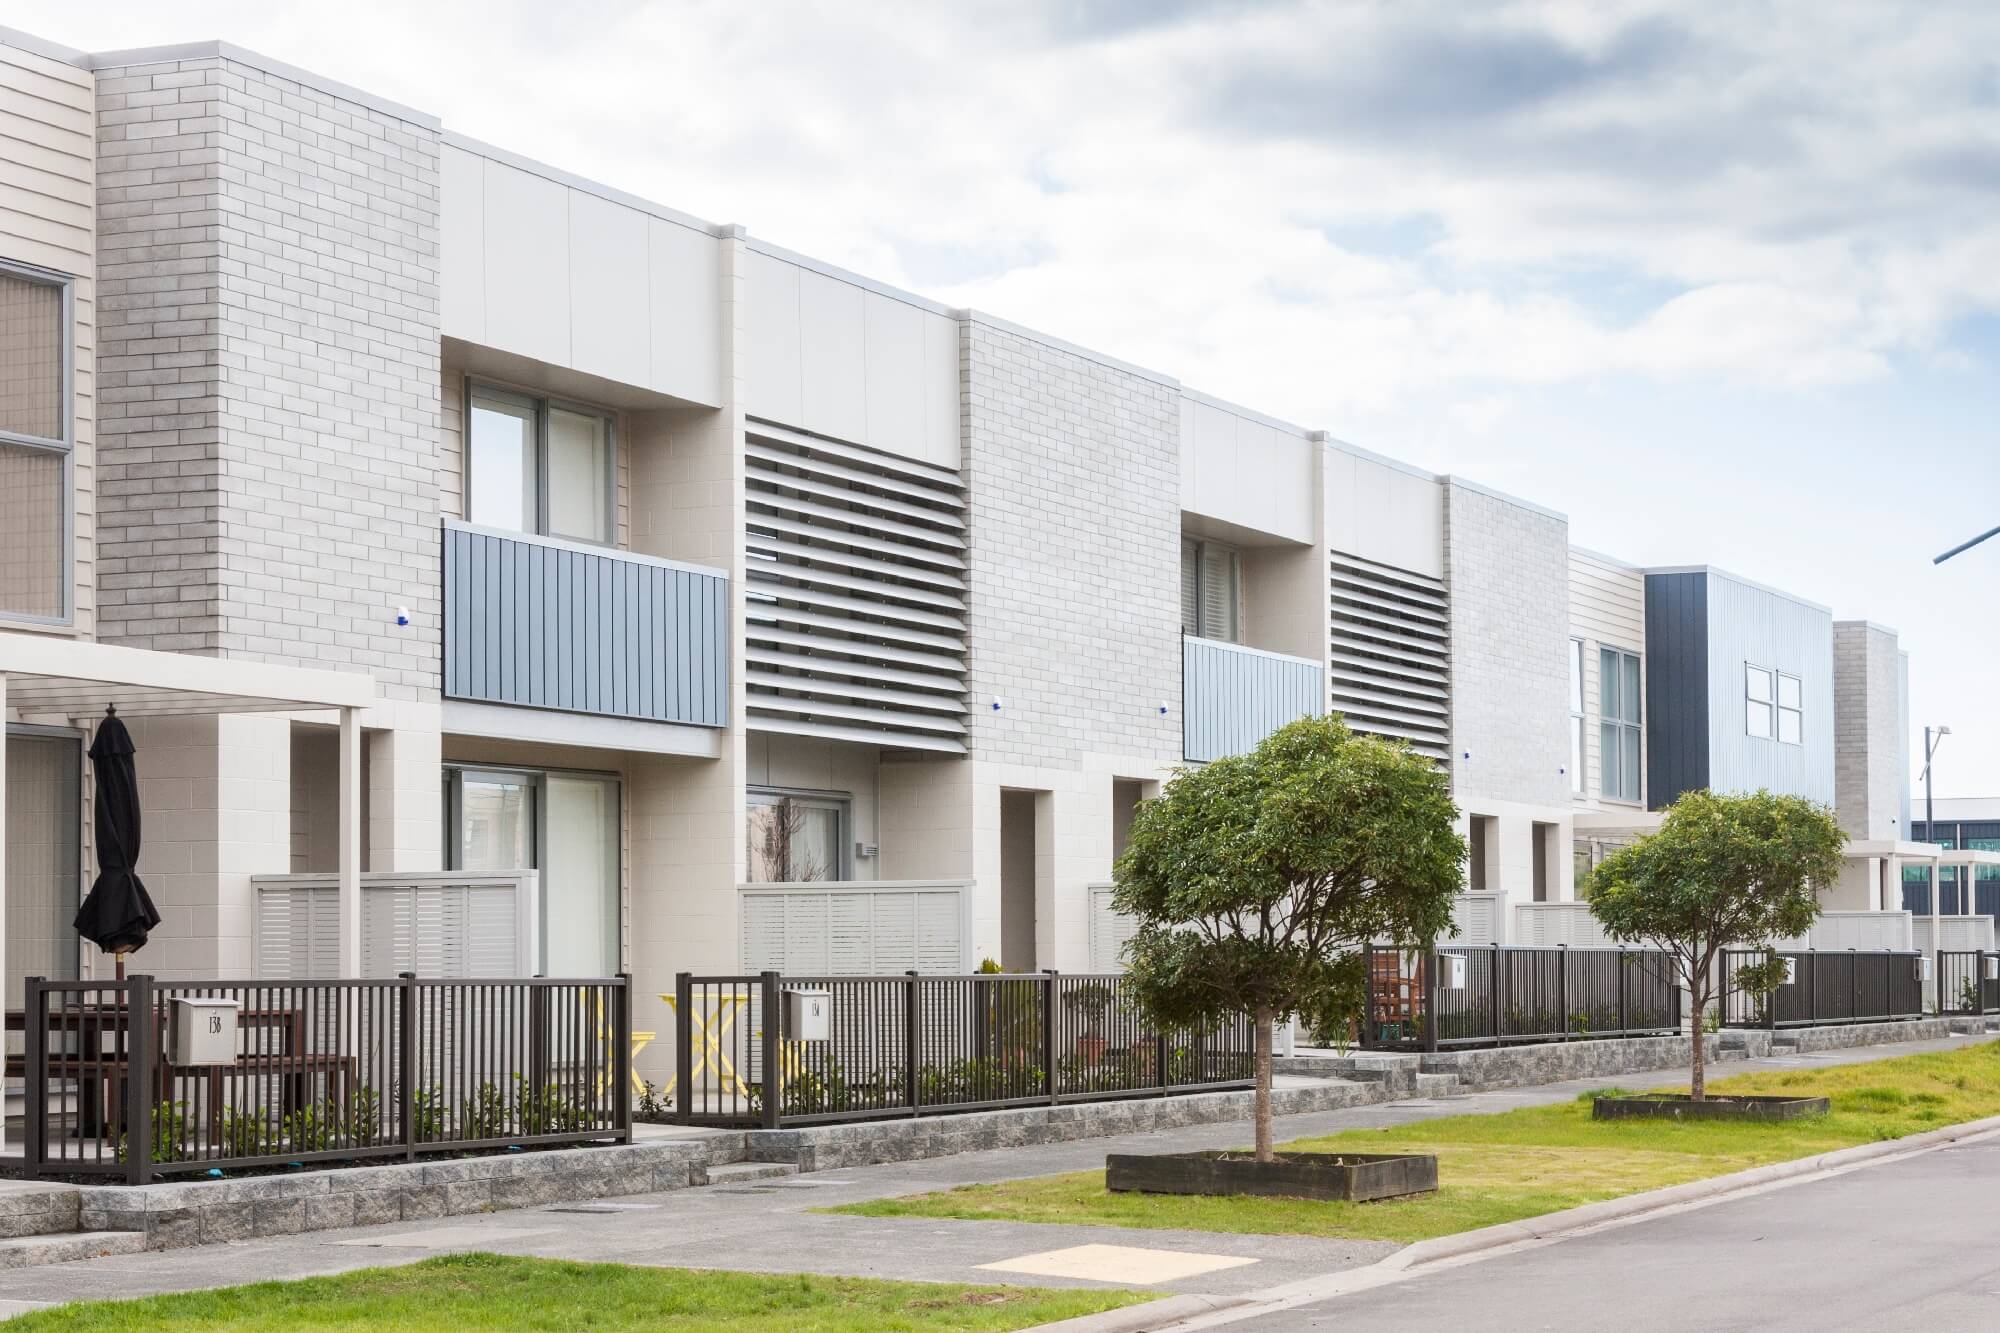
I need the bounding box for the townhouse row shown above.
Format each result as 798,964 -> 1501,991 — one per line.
0,29 -> 1945,1079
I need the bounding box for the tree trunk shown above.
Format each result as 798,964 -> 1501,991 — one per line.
1689,978 -> 1708,1103
1253,1005 -> 1275,1163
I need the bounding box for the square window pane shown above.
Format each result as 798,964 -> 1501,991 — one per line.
1777,673 -> 1801,709
0,272 -> 63,442
1746,665 -> 1772,703
468,394 -> 537,531
747,795 -> 843,882
547,408 -> 611,542
457,772 -> 535,872
1622,724 -> 1641,799
1778,706 -> 1801,745
1621,655 -> 1641,724
0,441 -> 64,618
1599,648 -> 1619,717
1747,699 -> 1773,738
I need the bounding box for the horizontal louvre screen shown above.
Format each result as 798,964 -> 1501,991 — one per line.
1329,550 -> 1451,760
739,884 -> 966,974
745,422 -> 968,753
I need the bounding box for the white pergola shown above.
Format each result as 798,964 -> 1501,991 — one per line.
0,632 -> 379,978
1847,838 -> 2000,948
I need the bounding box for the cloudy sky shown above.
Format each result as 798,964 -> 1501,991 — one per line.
19,0 -> 1999,796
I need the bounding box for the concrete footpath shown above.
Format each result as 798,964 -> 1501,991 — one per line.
0,1032 -> 1981,1319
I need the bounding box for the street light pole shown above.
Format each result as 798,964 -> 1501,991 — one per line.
1923,725 -> 1951,1000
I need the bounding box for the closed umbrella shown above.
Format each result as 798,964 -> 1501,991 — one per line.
74,706 -> 160,977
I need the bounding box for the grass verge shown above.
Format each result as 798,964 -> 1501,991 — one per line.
6,1253 -> 1154,1332
830,1039 -> 2000,1245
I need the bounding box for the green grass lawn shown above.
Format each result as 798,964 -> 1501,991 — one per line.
7,1253 -> 1153,1332
831,1039 -> 2000,1245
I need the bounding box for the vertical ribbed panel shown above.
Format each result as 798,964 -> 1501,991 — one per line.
744,421 -> 968,752
1328,550 -> 1451,759
1181,636 -> 1325,763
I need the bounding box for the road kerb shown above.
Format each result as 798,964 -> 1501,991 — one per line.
1024,1292 -> 1249,1333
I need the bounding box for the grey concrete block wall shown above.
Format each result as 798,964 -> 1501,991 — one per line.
1442,482 -> 1571,806
1833,621 -> 1907,840
94,56 -> 442,699
962,319 -> 1182,766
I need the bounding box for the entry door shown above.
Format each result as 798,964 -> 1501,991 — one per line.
4,730 -> 82,1009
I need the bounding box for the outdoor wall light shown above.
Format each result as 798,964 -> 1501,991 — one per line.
395,606 -> 410,626
991,697 -> 1005,712
1158,702 -> 1169,716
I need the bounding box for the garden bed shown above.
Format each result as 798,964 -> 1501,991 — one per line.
1591,1093 -> 1829,1122
1107,1149 -> 1436,1202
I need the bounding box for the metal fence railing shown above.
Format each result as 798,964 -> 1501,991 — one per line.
1362,943 -> 1681,1051
673,971 -> 1255,1128
6,973 -> 632,1183
1939,951 -> 2000,1017
1718,949 -> 1926,1028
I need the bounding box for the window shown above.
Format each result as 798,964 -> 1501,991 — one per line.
466,383 -> 614,544
443,765 -> 621,976
747,789 -> 849,883
1745,664 -> 1774,739
1600,647 -> 1642,802
1776,671 -> 1802,745
1568,639 -> 1585,794
0,262 -> 73,623
1180,537 -> 1239,642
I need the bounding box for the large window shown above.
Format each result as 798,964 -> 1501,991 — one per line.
746,788 -> 849,883
1600,647 -> 1641,802
443,765 -> 621,976
1568,639 -> 1585,794
1180,537 -> 1239,642
466,383 -> 614,544
0,262 -> 72,623
1745,664 -> 1802,744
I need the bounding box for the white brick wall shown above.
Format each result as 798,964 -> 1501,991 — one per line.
962,320 -> 1182,766
94,57 -> 441,698
1833,621 -> 1904,840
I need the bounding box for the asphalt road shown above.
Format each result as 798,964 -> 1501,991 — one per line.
1219,1133 -> 2000,1331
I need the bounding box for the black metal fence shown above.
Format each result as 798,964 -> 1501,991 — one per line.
1938,951 -> 2000,1016
673,971 -> 1255,1128
1362,943 -> 1681,1051
8,973 -> 632,1183
1718,949 -> 1926,1028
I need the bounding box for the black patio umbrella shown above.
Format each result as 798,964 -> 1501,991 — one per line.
73,706 -> 161,976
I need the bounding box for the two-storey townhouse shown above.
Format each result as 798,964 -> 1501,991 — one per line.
0,28 -> 1934,1089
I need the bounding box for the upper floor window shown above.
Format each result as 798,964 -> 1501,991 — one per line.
1180,537 -> 1239,642
747,788 -> 849,883
1568,639 -> 1585,794
466,383 -> 613,545
1745,664 -> 1803,744
0,261 -> 72,623
1600,647 -> 1641,802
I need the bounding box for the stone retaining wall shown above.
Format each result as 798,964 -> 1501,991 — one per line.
1777,1018 -> 1951,1052
1418,1032 -> 1771,1089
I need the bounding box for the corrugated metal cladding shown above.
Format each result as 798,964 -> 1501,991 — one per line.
1182,636 -> 1326,763
1328,549 -> 1451,760
744,420 -> 969,752
1643,571 -> 1709,808
442,523 -> 728,727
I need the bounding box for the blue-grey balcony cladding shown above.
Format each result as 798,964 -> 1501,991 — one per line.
1183,636 -> 1326,763
1644,569 -> 1834,809
443,524 -> 728,727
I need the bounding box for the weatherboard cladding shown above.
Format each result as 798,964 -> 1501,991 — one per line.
1182,637 -> 1325,763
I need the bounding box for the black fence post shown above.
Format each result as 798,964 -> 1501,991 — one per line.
1361,942 -> 1376,1050
1042,970 -> 1060,1105
399,972 -> 418,1160
673,973 -> 693,1126
1557,944 -> 1570,1042
1767,950 -> 1779,1031
1490,941 -> 1503,1043
903,971 -> 920,1117
1806,950 -> 1817,1029
614,973 -> 634,1144
22,978 -> 45,1178
1982,953 -> 1992,1019
125,974 -> 154,1186
759,971 -> 782,1130
1422,946 -> 1440,1054
1849,949 -> 1858,1025
1616,948 -> 1627,1035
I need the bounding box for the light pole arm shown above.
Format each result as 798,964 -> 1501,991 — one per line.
1935,524 -> 2000,565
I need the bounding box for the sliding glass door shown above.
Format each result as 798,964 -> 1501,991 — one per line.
5,728 -> 82,1008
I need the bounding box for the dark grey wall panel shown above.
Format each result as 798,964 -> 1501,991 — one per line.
1644,571 -> 1709,808
1184,636 -> 1326,763
443,523 -> 728,729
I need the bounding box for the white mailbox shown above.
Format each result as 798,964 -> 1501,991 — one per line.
1442,954 -> 1467,991
1917,956 -> 1934,983
1987,957 -> 1999,982
1782,957 -> 1798,986
170,997 -> 241,1065
784,989 -> 831,1041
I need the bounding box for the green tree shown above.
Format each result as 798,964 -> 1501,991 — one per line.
1114,715 -> 1465,1162
1588,789 -> 1846,1100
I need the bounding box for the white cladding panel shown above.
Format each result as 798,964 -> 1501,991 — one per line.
1325,448 -> 1443,580
568,190 -> 651,388
1179,397 -> 1315,544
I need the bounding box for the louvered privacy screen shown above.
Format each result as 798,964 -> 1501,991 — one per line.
1328,550 -> 1451,760
254,873 -> 539,978
1087,883 -> 1139,972
744,421 -> 969,752
739,883 -> 968,974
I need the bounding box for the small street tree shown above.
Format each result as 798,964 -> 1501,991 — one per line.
1114,715 -> 1465,1162
1588,789 -> 1846,1100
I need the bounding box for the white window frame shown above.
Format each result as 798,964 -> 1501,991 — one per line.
0,258 -> 75,627
1567,638 -> 1585,794
1599,646 -> 1642,803
1181,537 -> 1241,643
464,379 -> 617,547
1775,671 -> 1803,746
1745,663 -> 1775,740
746,786 -> 853,883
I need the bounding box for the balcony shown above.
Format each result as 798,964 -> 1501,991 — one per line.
1182,635 -> 1326,763
443,521 -> 728,728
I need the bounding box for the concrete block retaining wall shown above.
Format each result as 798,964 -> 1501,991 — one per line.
1418,1032 -> 1768,1089
1777,1018 -> 1950,1052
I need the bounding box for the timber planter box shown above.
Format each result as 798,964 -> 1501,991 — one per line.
1591,1093 -> 1830,1122
1105,1150 -> 1437,1202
